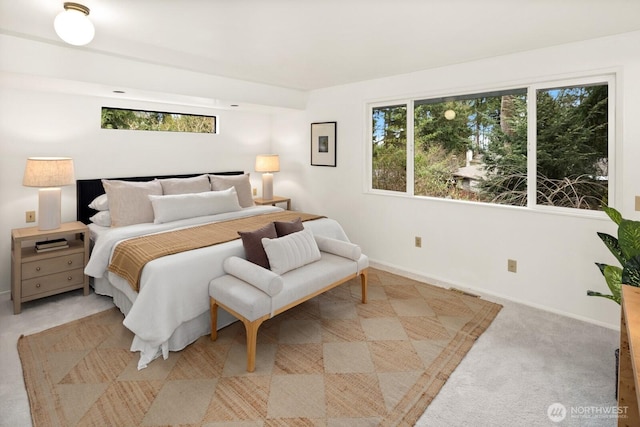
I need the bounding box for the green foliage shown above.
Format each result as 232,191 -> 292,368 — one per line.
587,207 -> 640,305
372,143 -> 406,191
101,108 -> 137,129
372,105 -> 407,191
414,145 -> 458,197
479,95 -> 528,205
414,102 -> 472,154
101,107 -> 215,133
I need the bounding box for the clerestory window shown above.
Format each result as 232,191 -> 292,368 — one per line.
101,107 -> 217,134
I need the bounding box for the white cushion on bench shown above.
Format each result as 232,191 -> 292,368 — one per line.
211,252 -> 365,321
209,274 -> 272,321
314,234 -> 361,261
223,256 -> 283,296
271,252 -> 360,309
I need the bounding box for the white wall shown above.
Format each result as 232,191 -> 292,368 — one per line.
273,31 -> 640,329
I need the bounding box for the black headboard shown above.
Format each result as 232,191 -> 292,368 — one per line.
76,171 -> 245,225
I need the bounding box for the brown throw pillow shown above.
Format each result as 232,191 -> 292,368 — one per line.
274,217 -> 304,237
238,222 -> 277,268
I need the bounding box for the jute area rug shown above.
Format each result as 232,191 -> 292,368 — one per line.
18,268 -> 501,427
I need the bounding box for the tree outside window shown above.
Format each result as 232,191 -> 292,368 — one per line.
370,76 -> 612,212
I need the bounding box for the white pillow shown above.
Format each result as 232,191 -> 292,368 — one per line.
89,211 -> 111,227
88,193 -> 109,211
314,235 -> 361,261
223,256 -> 283,296
102,179 -> 162,227
149,187 -> 242,224
159,174 -> 211,195
261,228 -> 321,275
209,173 -> 255,208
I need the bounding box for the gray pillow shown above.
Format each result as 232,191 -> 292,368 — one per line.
101,179 -> 162,227
159,174 -> 210,195
210,173 -> 254,208
274,217 -> 303,237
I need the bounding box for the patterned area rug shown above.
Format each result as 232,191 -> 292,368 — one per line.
18,268 -> 501,426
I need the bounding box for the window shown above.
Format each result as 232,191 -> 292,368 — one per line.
101,107 -> 217,134
534,84 -> 609,210
372,104 -> 407,191
369,74 -> 614,212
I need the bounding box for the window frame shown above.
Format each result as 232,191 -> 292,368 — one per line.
366,72 -> 617,216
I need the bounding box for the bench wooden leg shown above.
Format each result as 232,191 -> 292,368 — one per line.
360,268 -> 368,304
244,319 -> 263,372
210,298 -> 218,341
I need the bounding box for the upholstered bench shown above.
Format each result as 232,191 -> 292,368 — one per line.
209,229 -> 368,372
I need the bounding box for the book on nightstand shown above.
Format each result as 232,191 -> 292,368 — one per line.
35,238 -> 69,253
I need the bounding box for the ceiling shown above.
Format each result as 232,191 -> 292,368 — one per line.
1,0 -> 640,92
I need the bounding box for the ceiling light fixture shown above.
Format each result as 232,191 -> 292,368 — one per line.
54,2 -> 95,46
444,109 -> 456,120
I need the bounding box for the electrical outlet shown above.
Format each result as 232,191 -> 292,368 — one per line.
507,259 -> 517,273
26,211 -> 36,223
252,187 -> 257,196
415,236 -> 422,248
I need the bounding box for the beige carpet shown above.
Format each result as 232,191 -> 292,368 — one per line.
18,268 -> 501,426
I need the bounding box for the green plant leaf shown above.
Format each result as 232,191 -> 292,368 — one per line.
597,233 -> 625,266
622,255 -> 640,286
604,206 -> 623,225
586,290 -> 620,304
619,219 -> 640,260
603,264 -> 623,302
595,262 -> 607,276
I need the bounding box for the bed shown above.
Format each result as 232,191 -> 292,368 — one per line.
78,172 -> 351,369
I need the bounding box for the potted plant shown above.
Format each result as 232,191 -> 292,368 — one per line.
587,206 -> 640,303
587,206 -> 640,398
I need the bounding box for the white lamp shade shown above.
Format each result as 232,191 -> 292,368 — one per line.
23,157 -> 75,187
54,4 -> 95,46
255,154 -> 280,173
23,157 -> 74,230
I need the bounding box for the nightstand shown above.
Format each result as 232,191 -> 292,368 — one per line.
11,221 -> 90,314
254,195 -> 291,210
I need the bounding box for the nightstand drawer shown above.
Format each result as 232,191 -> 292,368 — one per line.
22,253 -> 84,280
21,268 -> 85,297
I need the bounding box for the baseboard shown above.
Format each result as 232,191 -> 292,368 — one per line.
369,259 -> 619,331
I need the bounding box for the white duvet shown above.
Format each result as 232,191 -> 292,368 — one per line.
85,206 -> 350,369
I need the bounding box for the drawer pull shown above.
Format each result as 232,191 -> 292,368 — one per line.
67,260 -> 73,265
36,283 -> 41,288
67,276 -> 73,281
36,267 -> 41,271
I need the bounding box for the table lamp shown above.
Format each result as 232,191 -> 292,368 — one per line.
255,154 -> 280,200
23,157 -> 75,230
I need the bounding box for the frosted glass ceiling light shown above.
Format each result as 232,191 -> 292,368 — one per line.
54,2 -> 95,46
444,109 -> 456,120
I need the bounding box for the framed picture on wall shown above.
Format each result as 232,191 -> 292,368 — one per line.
311,121 -> 337,167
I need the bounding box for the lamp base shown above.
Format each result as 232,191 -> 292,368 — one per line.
262,173 -> 274,200
38,187 -> 62,230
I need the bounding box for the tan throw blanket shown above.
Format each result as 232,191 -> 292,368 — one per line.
108,211 -> 324,291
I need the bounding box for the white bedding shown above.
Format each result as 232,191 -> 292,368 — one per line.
85,205 -> 350,369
